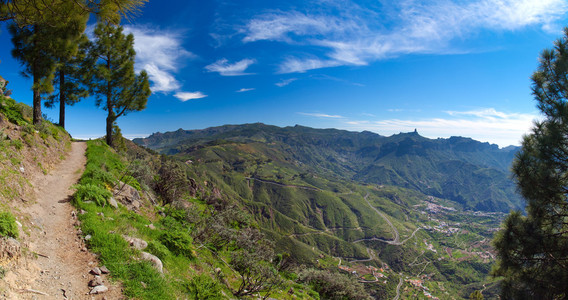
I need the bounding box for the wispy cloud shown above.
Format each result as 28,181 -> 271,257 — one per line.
275,78 -> 297,87
174,91 -> 208,102
236,88 -> 255,93
124,25 -> 196,93
342,108 -> 537,147
298,112 -> 345,119
205,58 -> 255,76
241,0 -> 568,73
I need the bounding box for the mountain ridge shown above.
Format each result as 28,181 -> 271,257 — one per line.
134,122 -> 521,212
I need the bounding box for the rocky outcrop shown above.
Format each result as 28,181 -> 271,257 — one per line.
113,181 -> 141,211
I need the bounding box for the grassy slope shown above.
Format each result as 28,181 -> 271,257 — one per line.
154,137 -> 504,299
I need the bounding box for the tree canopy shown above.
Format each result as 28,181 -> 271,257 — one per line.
0,0 -> 147,26
83,22 -> 150,147
492,27 -> 568,299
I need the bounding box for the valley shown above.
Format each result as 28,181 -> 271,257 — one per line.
135,123 -> 512,299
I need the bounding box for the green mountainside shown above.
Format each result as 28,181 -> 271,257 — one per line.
132,123 -> 520,298
135,123 -> 520,212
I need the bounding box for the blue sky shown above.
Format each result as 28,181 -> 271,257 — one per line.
2,0 -> 568,147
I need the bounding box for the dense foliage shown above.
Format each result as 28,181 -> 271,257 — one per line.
83,22 -> 150,147
493,28 -> 568,299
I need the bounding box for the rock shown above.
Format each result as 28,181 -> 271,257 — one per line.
19,166 -> 24,173
14,220 -> 22,227
90,267 -> 102,275
99,266 -> 110,274
122,235 -> 148,250
140,252 -> 163,273
88,276 -> 103,287
113,181 -> 141,211
108,197 -> 118,209
84,234 -> 92,241
131,200 -> 141,210
215,268 -> 222,274
89,285 -> 108,294
146,224 -> 156,230
0,237 -> 20,260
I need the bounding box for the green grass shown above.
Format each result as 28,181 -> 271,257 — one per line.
0,211 -> 18,238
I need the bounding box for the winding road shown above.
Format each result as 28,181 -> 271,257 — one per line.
393,276 -> 404,300
361,192 -> 421,246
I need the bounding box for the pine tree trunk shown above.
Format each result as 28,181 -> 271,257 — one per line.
32,63 -> 42,126
106,114 -> 113,147
59,70 -> 65,128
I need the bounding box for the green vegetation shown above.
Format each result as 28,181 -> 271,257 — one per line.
83,22 -> 151,147
0,211 -> 18,238
493,28 -> 568,298
134,123 -> 520,212
73,139 -> 362,299
132,124 -> 508,299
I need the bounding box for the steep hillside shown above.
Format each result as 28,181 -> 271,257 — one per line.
135,123 -> 521,212
134,123 -> 515,298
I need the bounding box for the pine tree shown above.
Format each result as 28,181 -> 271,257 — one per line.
44,33 -> 89,128
492,28 -> 568,299
1,0 -> 147,25
84,22 -> 150,147
9,23 -> 57,125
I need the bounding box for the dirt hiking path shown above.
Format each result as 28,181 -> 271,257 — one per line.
4,142 -> 123,299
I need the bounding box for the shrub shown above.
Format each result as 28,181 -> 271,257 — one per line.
122,175 -> 141,191
0,211 -> 18,238
184,274 -> 223,300
73,183 -> 112,206
146,240 -> 171,260
80,168 -> 116,187
159,229 -> 195,258
10,139 -> 23,150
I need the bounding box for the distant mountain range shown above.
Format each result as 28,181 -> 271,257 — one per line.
134,123 -> 517,297
134,123 -> 521,212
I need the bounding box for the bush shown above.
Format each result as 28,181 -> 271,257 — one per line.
122,175 -> 141,191
184,274 -> 223,300
10,139 -> 23,150
0,211 -> 18,238
73,183 -> 112,207
147,240 -> 171,260
80,168 -> 116,187
159,229 -> 195,258
297,268 -> 370,300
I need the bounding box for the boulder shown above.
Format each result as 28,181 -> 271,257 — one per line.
113,181 -> 141,211
140,252 -> 163,273
122,235 -> 148,250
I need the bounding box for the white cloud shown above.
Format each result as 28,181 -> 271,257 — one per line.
241,0 -> 568,73
205,58 -> 255,76
299,112 -> 345,119
279,57 -> 341,73
174,91 -> 208,102
342,108 -> 538,147
124,26 -> 195,93
275,78 -> 297,87
236,88 -> 255,93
